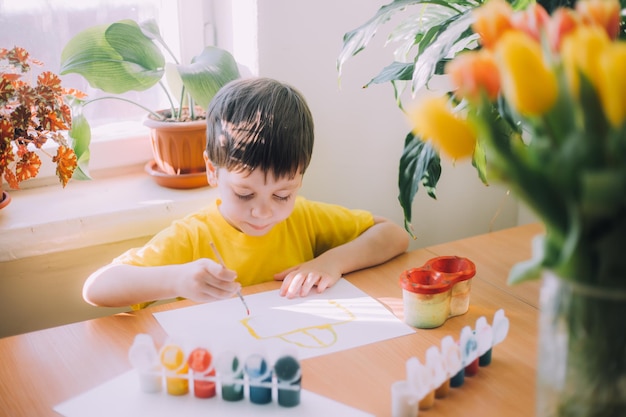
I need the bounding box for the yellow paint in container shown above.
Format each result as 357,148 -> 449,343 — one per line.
160,342 -> 189,395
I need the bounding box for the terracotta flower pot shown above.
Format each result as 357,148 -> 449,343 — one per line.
143,109 -> 209,189
0,188 -> 11,210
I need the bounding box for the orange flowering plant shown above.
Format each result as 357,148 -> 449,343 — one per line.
0,46 -> 87,190
410,1 -> 626,415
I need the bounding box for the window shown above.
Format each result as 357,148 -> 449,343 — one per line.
0,0 -> 210,183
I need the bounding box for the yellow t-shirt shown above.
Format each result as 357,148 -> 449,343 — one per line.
114,196 -> 374,308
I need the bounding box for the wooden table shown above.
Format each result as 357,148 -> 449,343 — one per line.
0,223 -> 545,417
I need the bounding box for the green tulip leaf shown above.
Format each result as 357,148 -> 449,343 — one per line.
508,234 -> 545,284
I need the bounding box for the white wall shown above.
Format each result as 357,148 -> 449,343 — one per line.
0,1 -> 524,338
216,0 -> 519,249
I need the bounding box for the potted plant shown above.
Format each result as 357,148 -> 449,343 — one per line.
0,46 -> 88,209
59,18 -> 241,188
336,0 -> 578,233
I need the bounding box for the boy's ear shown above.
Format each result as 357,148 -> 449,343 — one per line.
204,151 -> 218,187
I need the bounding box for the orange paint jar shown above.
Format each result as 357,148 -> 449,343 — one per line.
435,379 -> 451,398
188,348 -> 216,398
418,389 -> 436,410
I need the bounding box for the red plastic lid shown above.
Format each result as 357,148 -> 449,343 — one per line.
426,256 -> 476,282
188,348 -> 214,373
399,268 -> 451,294
399,256 -> 476,294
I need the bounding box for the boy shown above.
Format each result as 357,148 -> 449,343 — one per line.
83,77 -> 409,309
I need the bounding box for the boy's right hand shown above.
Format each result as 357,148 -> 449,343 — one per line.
175,258 -> 240,303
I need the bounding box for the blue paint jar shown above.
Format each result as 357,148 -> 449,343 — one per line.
245,354 -> 272,404
479,348 -> 493,366
450,367 -> 465,387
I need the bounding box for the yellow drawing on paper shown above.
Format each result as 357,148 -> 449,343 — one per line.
240,299 -> 356,348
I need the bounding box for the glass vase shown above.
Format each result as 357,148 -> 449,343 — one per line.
536,271 -> 626,417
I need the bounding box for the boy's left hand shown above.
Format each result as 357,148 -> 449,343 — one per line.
274,259 -> 341,298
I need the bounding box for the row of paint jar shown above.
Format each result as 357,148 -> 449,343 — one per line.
128,334 -> 302,407
391,310 -> 510,417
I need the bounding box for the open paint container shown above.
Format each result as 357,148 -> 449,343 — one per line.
399,256 -> 476,328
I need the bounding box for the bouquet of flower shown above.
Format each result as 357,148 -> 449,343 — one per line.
409,0 -> 626,415
409,0 -> 625,284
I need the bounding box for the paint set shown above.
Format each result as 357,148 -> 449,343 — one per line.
128,334 -> 302,407
391,309 -> 510,417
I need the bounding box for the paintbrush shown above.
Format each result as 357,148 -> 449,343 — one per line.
209,242 -> 250,316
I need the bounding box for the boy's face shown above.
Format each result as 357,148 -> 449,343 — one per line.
205,158 -> 303,236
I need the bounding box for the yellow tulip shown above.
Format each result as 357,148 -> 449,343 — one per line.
598,43 -> 626,127
495,32 -> 558,116
408,96 -> 476,160
560,26 -> 610,98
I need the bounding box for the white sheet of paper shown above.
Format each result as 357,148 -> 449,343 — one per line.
154,279 -> 415,360
53,370 -> 374,417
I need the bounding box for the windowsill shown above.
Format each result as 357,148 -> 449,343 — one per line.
0,164 -> 218,262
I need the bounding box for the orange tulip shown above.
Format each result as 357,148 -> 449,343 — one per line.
495,32 -> 558,116
597,43 -> 626,127
576,0 -> 621,39
511,2 -> 551,42
560,26 -> 611,98
408,96 -> 476,160
472,0 -> 514,49
547,7 -> 581,52
445,50 -> 501,102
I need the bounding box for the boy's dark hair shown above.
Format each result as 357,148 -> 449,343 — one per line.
205,77 -> 314,179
